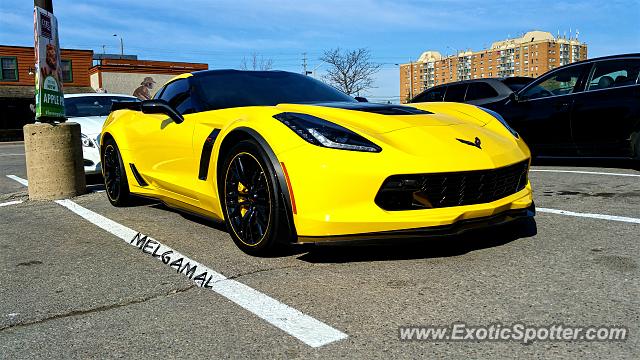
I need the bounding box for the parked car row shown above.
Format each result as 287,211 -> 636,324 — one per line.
410,54 -> 640,160
65,53 -> 639,178
411,77 -> 534,106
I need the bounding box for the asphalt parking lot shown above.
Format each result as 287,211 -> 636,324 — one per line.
1,141 -> 638,358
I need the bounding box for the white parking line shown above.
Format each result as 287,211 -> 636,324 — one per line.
8,173 -> 639,344
0,200 -> 23,207
4,174 -> 347,348
6,175 -> 105,193
6,175 -> 29,186
538,207 -> 640,224
530,169 -> 640,177
0,153 -> 24,157
8,174 -> 638,228
55,199 -> 347,348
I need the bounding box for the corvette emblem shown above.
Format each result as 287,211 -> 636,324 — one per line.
456,137 -> 482,149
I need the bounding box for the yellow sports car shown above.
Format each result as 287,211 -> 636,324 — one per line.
101,70 -> 534,255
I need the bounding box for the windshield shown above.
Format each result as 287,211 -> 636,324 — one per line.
65,96 -> 137,117
193,71 -> 356,111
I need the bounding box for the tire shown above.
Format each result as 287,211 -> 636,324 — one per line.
220,139 -> 292,255
101,137 -> 132,206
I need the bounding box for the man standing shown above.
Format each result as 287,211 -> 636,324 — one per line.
133,76 -> 156,100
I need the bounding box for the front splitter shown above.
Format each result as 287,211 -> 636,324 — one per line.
297,203 -> 535,244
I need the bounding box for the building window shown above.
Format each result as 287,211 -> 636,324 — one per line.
61,60 -> 73,83
0,57 -> 18,81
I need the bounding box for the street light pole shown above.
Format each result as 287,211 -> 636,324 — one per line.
113,34 -> 123,57
395,61 -> 413,103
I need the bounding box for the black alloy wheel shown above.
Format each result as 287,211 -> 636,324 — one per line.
226,152 -> 271,244
221,140 -> 291,255
101,137 -> 131,206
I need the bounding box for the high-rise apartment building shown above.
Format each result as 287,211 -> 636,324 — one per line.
399,31 -> 587,103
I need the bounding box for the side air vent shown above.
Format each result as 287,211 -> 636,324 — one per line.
129,163 -> 148,186
198,128 -> 221,180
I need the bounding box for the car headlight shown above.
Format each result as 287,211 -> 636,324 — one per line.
274,112 -> 382,153
477,107 -> 519,139
81,133 -> 95,148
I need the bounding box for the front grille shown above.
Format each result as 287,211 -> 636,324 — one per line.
375,160 -> 529,211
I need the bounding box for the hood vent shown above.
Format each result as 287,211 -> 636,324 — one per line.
353,106 -> 431,116
311,102 -> 432,116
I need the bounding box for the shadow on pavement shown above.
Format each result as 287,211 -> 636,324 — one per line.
150,202 -> 229,233
86,174 -> 106,192
297,218 -> 537,264
125,194 -> 538,261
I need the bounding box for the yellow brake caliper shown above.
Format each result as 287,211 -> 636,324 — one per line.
238,182 -> 249,216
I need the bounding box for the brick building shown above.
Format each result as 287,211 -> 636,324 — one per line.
0,45 -> 93,135
400,31 -> 588,103
0,44 -> 208,138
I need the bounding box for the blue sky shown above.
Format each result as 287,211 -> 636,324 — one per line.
1,0 -> 639,101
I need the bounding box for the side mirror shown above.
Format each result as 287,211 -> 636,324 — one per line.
110,100 -> 141,112
141,99 -> 184,124
355,96 -> 368,103
508,92 -> 519,103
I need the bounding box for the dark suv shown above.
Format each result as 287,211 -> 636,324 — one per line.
487,54 -> 640,159
410,77 -> 533,106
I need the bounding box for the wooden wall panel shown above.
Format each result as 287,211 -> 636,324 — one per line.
0,45 -> 93,87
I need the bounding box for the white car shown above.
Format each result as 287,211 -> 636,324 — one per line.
64,93 -> 138,175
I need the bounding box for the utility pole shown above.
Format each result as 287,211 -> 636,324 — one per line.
28,0 -> 86,200
302,52 -> 308,75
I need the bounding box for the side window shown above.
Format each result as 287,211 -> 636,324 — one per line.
411,92 -> 427,103
153,86 -> 164,100
520,65 -> 586,100
465,82 -> 499,101
0,57 -> 18,81
61,60 -> 72,83
444,84 -> 467,102
424,87 -> 446,101
413,87 -> 445,102
587,59 -> 640,91
159,79 -> 195,114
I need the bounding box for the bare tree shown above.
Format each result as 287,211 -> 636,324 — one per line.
240,52 -> 274,71
320,48 -> 381,95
